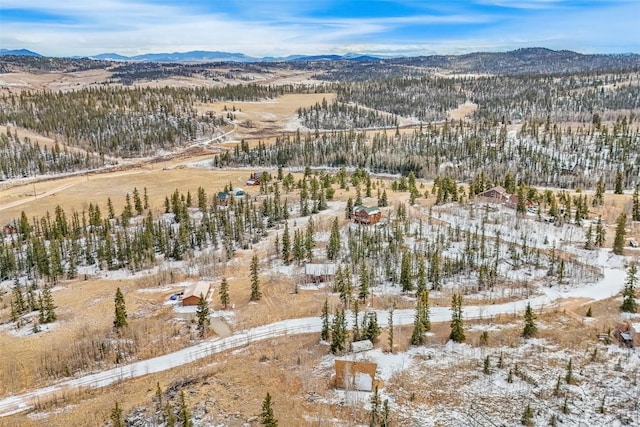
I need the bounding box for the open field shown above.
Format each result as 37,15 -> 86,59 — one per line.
195,92 -> 337,139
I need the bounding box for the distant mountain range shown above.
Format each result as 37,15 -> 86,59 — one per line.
0,48 -> 382,62
88,50 -> 382,62
0,49 -> 42,57
2,48 -> 640,75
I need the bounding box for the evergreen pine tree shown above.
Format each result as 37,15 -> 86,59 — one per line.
165,402 -> 176,427
416,257 -> 427,296
250,253 -> 262,301
143,187 -> 149,210
260,392 -> 278,427
565,358 -> 574,384
41,284 -> 56,323
330,306 -> 347,354
113,287 -> 128,329
179,390 -> 193,427
449,293 -> 465,343
340,269 -> 353,306
352,299 -> 361,342
219,277 -> 230,309
155,382 -> 163,411
483,355 -> 491,374
410,308 -> 426,345
593,177 -> 605,206
633,186 -> 640,222
521,403 -> 533,426
382,399 -> 390,427
107,197 -> 115,220
305,217 -> 315,260
614,170 -> 624,194
522,302 -> 537,338
197,187 -> 207,213
281,222 -> 290,264
11,279 -> 25,316
320,298 -> 330,341
196,293 -> 210,338
363,311 -> 380,343
418,290 -> 431,331
292,230 -> 304,265
370,386 -> 381,427
621,263 -> 638,313
327,217 -> 340,260
400,251 -> 412,292
613,212 -> 627,255
358,261 -> 369,302
110,401 -> 124,427
595,216 -> 606,247
133,187 -> 143,215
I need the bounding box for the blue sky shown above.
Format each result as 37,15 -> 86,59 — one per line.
1,0 -> 639,57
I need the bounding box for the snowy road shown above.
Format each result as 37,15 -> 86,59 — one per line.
0,266 -> 625,418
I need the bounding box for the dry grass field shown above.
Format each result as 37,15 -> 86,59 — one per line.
0,74 -> 638,425
196,92 -> 337,140
1,291 -> 625,427
0,66 -> 320,97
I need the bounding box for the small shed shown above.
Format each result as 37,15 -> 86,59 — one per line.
305,263 -> 336,283
616,321 -> 640,348
182,282 -> 212,306
351,339 -> 373,353
628,238 -> 639,248
352,206 -> 382,225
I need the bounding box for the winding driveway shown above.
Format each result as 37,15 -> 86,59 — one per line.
0,266 -> 625,418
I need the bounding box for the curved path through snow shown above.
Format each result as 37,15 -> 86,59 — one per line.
0,267 -> 625,417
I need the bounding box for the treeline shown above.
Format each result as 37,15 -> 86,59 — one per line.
333,71 -> 640,124
336,76 -> 466,122
217,117 -> 640,190
0,131 -> 107,179
0,84 -> 318,157
0,167 -> 340,298
297,97 -> 399,130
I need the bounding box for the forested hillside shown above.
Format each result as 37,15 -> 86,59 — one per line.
0,85 -> 300,157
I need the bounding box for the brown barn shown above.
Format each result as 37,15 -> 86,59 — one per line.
476,186 -> 511,203
246,171 -> 266,186
182,282 -> 212,306
352,206 -> 382,225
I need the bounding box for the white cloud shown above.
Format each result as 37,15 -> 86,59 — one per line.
1,0 -> 639,56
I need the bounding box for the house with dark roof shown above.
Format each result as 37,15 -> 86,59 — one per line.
246,171 -> 267,186
217,191 -> 229,206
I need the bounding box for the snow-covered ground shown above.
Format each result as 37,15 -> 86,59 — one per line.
0,258 -> 632,418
